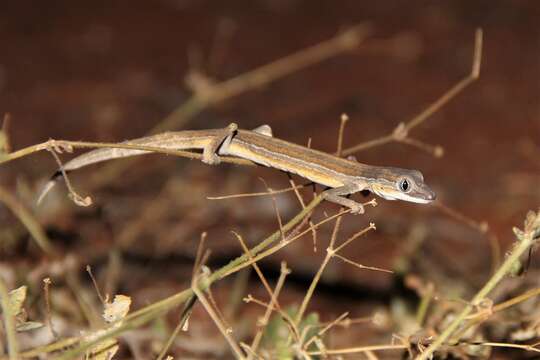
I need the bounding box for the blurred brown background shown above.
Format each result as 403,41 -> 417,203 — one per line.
0,0 -> 539,358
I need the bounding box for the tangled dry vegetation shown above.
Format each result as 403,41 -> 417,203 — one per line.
0,26 -> 539,360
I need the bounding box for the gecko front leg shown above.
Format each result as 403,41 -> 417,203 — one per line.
202,122 -> 238,165
322,182 -> 366,214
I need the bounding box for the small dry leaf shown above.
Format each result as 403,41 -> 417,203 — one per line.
8,285 -> 27,316
68,193 -> 93,207
103,295 -> 131,323
86,295 -> 131,360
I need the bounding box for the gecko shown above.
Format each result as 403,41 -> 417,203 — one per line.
38,123 -> 436,213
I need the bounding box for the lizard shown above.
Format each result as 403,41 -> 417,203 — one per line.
38,123 -> 436,213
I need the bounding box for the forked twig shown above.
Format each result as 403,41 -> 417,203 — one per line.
192,272 -> 245,359
341,28 -> 483,157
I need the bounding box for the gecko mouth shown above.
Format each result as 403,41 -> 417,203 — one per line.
371,185 -> 435,204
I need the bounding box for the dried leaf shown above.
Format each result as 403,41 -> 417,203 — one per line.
85,295 -> 131,360
8,285 -> 27,316
103,295 -> 131,323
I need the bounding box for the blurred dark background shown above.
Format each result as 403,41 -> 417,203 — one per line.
0,0 -> 539,358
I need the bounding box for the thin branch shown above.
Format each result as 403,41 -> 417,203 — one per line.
259,179 -> 285,241
341,28 -> 483,157
294,208 -> 344,326
192,275 -> 245,359
303,312 -> 349,350
333,254 -> 392,274
207,183 -> 308,200
232,233 -> 298,340
336,114 -> 349,156
249,262 -> 290,358
286,174 -> 318,252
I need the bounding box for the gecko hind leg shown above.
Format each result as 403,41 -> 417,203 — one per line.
202,122 -> 238,165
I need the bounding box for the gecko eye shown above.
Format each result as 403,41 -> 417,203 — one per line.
398,178 -> 412,193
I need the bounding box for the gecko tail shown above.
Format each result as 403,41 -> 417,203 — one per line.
36,170 -> 63,206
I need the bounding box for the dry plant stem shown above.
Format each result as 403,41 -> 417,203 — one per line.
466,287 -> 540,319
0,185 -> 55,255
294,210 -> 344,326
50,196 -> 323,360
192,277 -> 245,359
303,312 -> 349,350
2,337 -> 79,359
416,283 -> 434,326
332,253 -> 391,273
341,28 -> 482,157
222,206 -> 348,278
293,219 -> 380,345
46,146 -> 90,206
43,278 -> 57,339
233,233 -> 282,314
416,225 -> 538,359
259,180 -> 285,241
336,114 -> 349,157
249,262 -> 290,359
0,276 -> 19,360
207,286 -> 232,331
156,296 -> 197,360
307,344 -> 408,356
453,286 -> 540,341
157,232 -> 208,360
233,233 -> 299,343
86,266 -> 105,305
286,174 -> 318,251
65,272 -> 102,329
85,24 -> 371,189
478,342 -> 540,353
208,183 -> 309,200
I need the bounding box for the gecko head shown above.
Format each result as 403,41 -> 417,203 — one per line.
369,168 -> 436,204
